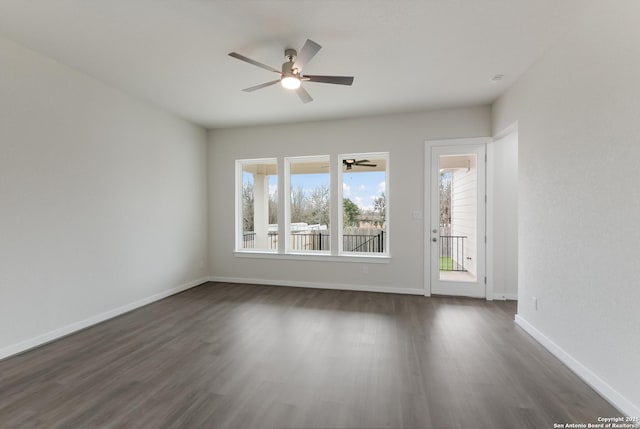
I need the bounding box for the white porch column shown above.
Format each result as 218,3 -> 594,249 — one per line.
253,173 -> 269,248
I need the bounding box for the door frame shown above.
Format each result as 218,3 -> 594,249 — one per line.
423,137 -> 491,297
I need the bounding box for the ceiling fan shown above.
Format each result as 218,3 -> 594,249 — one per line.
228,39 -> 354,103
343,159 -> 377,170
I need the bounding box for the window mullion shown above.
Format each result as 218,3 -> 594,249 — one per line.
280,157 -> 288,254
330,154 -> 339,255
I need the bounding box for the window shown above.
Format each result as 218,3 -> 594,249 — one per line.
236,159 -> 278,251
285,156 -> 331,253
236,153 -> 389,259
339,153 -> 388,254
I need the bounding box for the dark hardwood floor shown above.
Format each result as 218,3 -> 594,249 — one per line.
0,282 -> 621,428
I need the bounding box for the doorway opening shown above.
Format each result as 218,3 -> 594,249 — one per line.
438,153 -> 478,283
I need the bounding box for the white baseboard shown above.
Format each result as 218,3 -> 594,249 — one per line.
208,276 -> 425,296
515,315 -> 639,417
0,277 -> 209,361
492,293 -> 518,301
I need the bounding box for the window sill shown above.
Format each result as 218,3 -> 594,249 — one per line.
234,251 -> 391,264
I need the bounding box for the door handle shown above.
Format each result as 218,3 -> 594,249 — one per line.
432,237 -> 437,242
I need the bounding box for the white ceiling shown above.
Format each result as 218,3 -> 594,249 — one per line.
0,0 -> 589,128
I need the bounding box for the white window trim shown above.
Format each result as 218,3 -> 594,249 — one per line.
235,154 -> 392,262
337,152 -> 390,256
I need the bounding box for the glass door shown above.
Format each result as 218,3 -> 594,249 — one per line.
430,143 -> 486,297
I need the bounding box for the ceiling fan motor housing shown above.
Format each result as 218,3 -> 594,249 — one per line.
281,61 -> 298,78
282,49 -> 299,78
284,48 -> 297,61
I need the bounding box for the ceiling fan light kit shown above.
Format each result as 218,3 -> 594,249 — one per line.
281,76 -> 301,90
229,39 -> 354,103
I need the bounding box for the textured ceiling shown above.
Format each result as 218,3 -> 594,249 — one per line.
0,0 -> 591,128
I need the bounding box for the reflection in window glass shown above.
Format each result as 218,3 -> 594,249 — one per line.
341,154 -> 388,253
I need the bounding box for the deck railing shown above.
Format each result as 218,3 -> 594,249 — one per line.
242,232 -> 277,249
242,231 -> 385,253
242,232 -> 255,248
440,235 -> 467,271
290,232 -> 330,251
345,231 -> 385,253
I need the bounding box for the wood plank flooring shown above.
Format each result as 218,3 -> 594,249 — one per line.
0,282 -> 622,428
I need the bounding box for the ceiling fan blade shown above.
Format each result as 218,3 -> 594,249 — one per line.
357,163 -> 377,167
304,75 -> 354,86
355,160 -> 370,164
296,86 -> 313,104
293,39 -> 322,72
228,52 -> 281,74
242,80 -> 280,92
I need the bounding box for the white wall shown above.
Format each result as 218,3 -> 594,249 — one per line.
487,132 -> 518,299
492,1 -> 639,416
209,107 -> 490,294
451,158 -> 478,278
0,36 -> 209,356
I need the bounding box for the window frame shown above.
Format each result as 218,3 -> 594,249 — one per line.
234,154 -> 391,262
235,158 -> 278,253
284,155 -> 332,255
